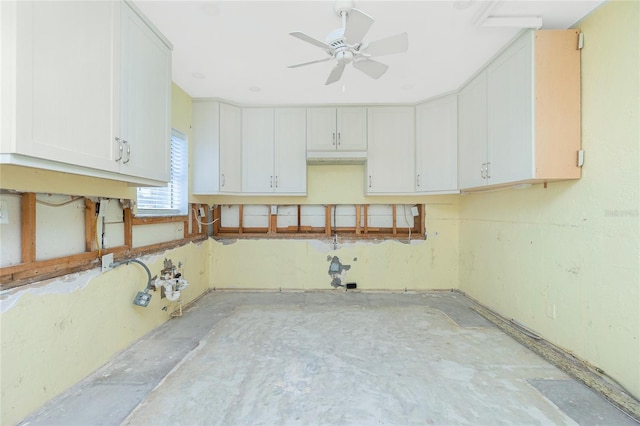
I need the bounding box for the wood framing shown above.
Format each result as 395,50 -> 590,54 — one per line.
1,194 -> 208,289
212,204 -> 424,241
20,193 -> 36,263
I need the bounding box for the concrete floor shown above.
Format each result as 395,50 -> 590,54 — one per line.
21,291 -> 638,426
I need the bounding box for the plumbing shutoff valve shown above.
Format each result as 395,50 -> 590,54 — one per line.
154,258 -> 189,302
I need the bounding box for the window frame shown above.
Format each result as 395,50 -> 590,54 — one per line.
136,129 -> 188,217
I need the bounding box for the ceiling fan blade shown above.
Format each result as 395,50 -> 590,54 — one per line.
362,32 -> 408,57
325,63 -> 346,85
343,8 -> 374,45
353,58 -> 389,79
289,31 -> 333,51
288,56 -> 333,68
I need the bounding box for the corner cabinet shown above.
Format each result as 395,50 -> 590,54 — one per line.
366,107 -> 415,194
415,95 -> 458,193
458,29 -> 581,191
306,107 -> 367,163
192,101 -> 242,194
0,1 -> 172,186
242,108 -> 306,195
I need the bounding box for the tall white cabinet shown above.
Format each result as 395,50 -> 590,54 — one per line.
219,104 -> 243,193
458,30 -> 581,191
366,107 -> 415,194
415,95 -> 458,193
0,1 -> 172,185
242,108 -> 306,194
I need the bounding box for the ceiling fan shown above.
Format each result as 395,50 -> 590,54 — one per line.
288,1 -> 409,85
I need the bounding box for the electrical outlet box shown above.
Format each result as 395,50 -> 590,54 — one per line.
271,205 -> 278,215
198,207 -> 206,217
133,291 -> 152,307
101,253 -> 114,272
411,206 -> 419,217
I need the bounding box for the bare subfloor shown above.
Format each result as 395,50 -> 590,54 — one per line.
21,291 -> 637,426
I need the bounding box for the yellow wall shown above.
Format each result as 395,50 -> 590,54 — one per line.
458,0 -> 639,399
211,193 -> 459,291
0,83 -> 212,425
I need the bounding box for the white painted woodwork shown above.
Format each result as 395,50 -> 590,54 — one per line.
191,101 -> 220,194
1,1 -> 171,185
119,2 -> 171,182
366,107 -> 415,194
306,107 -> 366,162
458,71 -> 489,189
219,103 -> 243,193
242,108 -> 275,193
242,107 -> 307,194
458,30 -> 581,191
274,108 -> 307,194
415,95 -> 458,193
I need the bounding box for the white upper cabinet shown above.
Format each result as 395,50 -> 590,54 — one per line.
458,71 -> 489,190
274,108 -> 307,194
192,101 -> 220,194
366,107 -> 415,194
306,107 -> 367,163
219,103 -> 243,193
243,108 -> 275,193
0,1 -> 171,186
119,2 -> 172,182
415,95 -> 458,193
192,101 -> 242,194
242,108 -> 306,194
458,30 -> 581,191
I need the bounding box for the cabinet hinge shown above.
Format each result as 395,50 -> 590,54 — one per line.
577,149 -> 585,167
577,32 -> 584,50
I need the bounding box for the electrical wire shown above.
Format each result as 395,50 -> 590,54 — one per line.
191,208 -> 219,226
35,195 -> 83,207
403,204 -> 412,242
111,258 -> 153,290
95,215 -> 101,258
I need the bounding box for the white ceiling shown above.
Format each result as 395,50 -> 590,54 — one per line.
134,0 -> 605,105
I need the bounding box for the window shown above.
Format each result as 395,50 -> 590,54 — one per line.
136,130 -> 188,216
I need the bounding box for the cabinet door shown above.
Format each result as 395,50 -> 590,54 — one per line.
306,108 -> 337,151
12,1 -> 118,172
336,107 -> 367,151
274,108 -> 307,194
191,101 -> 220,194
366,107 -> 415,194
487,33 -> 534,185
219,103 -> 242,193
242,108 -> 275,193
415,95 -> 458,192
458,71 -> 488,189
119,2 -> 172,182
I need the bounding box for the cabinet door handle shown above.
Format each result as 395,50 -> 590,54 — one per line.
486,162 -> 491,179
332,132 -> 336,146
337,132 -> 341,146
221,173 -> 225,187
270,176 -> 273,188
368,176 -> 372,188
275,176 -> 278,188
417,174 -> 420,187
122,140 -> 131,164
480,163 -> 486,179
115,137 -> 123,162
